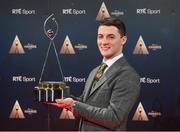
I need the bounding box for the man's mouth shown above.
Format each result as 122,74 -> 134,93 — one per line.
101,47 -> 110,51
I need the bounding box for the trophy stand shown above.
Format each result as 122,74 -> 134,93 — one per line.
34,14 -> 70,130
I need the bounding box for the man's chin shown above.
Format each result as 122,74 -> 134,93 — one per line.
102,55 -> 112,60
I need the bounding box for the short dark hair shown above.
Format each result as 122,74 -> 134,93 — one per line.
99,17 -> 126,36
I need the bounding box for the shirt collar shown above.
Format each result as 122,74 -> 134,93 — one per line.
103,53 -> 123,68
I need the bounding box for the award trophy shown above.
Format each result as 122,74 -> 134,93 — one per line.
34,14 -> 69,102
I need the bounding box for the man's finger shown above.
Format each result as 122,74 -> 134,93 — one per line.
55,99 -> 64,103
45,102 -> 61,107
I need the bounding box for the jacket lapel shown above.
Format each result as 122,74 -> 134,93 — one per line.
88,75 -> 107,96
83,68 -> 98,102
84,57 -> 127,101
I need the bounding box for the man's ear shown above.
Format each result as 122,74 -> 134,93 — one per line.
121,36 -> 127,45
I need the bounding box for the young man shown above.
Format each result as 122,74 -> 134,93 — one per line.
49,17 -> 140,131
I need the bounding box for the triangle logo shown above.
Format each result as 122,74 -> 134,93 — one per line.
133,35 -> 149,55
60,35 -> 75,54
9,100 -> 25,119
9,35 -> 25,54
132,102 -> 149,121
96,2 -> 110,21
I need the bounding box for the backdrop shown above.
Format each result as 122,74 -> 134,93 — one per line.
0,0 -> 180,130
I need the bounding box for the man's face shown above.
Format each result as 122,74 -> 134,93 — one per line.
97,25 -> 127,61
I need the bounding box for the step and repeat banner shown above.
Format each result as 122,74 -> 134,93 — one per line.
0,0 -> 179,131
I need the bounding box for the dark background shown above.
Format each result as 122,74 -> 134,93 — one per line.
0,0 -> 180,130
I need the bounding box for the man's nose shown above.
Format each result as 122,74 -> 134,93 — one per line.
101,38 -> 108,44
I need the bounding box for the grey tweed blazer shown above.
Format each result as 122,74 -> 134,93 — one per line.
72,57 -> 140,131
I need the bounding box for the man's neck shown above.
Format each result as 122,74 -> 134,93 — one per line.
103,53 -> 123,69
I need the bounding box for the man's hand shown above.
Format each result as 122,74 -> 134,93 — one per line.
47,98 -> 75,111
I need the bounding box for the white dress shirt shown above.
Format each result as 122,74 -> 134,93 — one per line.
103,53 -> 124,73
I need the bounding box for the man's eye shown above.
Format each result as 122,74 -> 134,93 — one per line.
109,36 -> 115,39
98,36 -> 103,39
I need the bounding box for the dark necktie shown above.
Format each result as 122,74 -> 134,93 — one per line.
89,63 -> 108,95
94,63 -> 108,81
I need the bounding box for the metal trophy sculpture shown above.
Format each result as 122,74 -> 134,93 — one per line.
34,14 -> 69,102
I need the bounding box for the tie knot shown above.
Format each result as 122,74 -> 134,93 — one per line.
94,63 -> 108,81
99,63 -> 108,71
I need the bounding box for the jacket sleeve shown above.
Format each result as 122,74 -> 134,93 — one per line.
72,73 -> 140,130
70,93 -> 83,102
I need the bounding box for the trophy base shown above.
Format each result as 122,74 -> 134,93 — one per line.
34,81 -> 70,102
